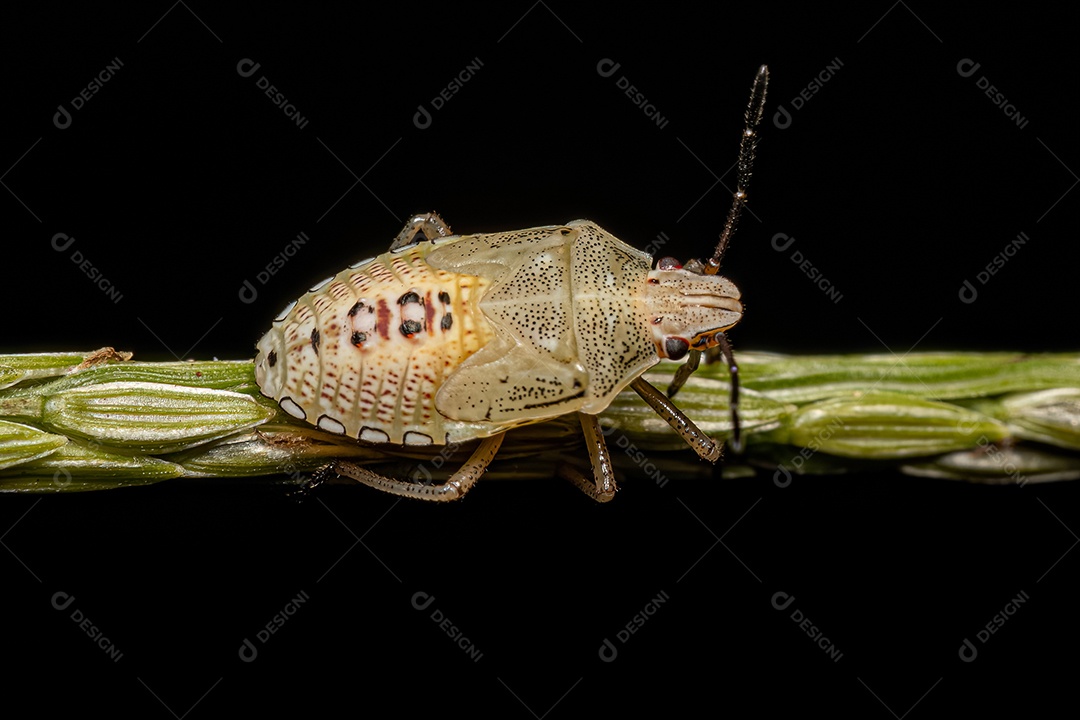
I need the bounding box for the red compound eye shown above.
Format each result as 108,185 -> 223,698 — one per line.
657,256 -> 682,270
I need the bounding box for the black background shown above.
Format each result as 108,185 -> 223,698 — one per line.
2,3 -> 1078,716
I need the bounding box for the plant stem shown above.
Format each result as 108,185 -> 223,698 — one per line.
2,348 -> 1078,492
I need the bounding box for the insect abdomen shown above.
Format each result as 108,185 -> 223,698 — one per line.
255,245 -> 493,444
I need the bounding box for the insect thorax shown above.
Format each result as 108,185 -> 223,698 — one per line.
422,220 -> 660,421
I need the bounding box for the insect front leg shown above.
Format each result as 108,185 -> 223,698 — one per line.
556,413 -> 617,503
325,434 -> 504,501
666,350 -> 701,399
389,211 -> 453,251
666,334 -> 742,453
630,377 -> 722,462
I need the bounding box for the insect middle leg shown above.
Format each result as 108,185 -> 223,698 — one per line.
323,434 -> 504,501
389,211 -> 453,251
556,413 -> 617,503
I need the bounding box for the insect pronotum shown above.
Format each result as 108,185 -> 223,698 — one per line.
254,65 -> 769,502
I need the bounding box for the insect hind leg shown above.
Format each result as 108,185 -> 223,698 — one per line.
389,211 -> 453,251
326,434 -> 504,501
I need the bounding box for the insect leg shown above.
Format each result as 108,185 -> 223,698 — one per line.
630,377 -> 721,462
666,350 -> 700,399
389,211 -> 453,251
713,333 -> 742,452
556,413 -> 617,502
327,434 -> 504,501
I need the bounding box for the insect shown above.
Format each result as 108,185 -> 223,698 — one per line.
254,65 -> 769,502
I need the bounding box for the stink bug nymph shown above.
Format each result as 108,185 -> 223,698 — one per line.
254,66 -> 769,502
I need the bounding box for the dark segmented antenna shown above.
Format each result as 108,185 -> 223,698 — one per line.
704,64 -> 769,276
667,66 -> 769,454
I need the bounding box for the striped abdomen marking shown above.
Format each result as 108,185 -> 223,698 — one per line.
254,245 -> 493,444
